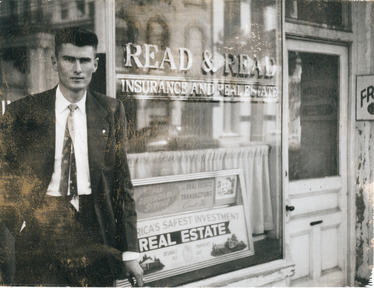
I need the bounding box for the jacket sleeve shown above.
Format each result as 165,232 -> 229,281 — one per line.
112,99 -> 138,253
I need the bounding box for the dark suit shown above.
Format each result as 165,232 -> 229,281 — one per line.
0,87 -> 138,286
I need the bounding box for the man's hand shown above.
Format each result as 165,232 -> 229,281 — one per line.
124,259 -> 144,287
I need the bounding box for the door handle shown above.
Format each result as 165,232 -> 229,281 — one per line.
286,205 -> 295,212
310,220 -> 323,226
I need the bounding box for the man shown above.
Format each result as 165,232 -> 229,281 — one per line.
0,27 -> 143,286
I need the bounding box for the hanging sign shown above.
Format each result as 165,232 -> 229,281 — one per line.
357,75 -> 374,120
117,169 -> 254,287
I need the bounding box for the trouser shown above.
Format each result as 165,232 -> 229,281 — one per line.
14,195 -> 122,287
0,222 -> 15,285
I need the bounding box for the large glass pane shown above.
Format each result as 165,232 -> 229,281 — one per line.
288,51 -> 339,180
115,0 -> 282,286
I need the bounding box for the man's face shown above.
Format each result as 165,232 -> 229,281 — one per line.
52,43 -> 98,93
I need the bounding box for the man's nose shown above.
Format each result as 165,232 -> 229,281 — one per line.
73,60 -> 83,73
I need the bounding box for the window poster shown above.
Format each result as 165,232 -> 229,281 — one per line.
117,170 -> 254,286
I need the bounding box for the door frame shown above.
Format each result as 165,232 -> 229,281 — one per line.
282,38 -> 355,285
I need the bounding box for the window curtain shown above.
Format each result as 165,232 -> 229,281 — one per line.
127,145 -> 273,234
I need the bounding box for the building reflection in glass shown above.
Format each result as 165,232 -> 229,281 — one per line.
115,0 -> 280,154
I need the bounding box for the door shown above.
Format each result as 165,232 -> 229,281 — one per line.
284,40 -> 348,287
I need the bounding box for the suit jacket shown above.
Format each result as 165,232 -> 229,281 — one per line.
0,87 -> 138,267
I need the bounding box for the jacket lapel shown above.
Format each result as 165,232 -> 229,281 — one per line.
42,90 -> 57,177
86,91 -> 109,193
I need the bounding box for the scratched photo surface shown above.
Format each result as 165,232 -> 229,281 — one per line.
0,0 -> 372,287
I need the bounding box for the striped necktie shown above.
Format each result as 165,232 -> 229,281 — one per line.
59,104 -> 78,198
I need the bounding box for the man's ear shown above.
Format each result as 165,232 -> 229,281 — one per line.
93,57 -> 99,73
51,54 -> 58,71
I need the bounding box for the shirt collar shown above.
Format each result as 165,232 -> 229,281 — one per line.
56,85 -> 86,115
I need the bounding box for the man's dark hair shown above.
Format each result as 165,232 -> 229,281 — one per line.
55,27 -> 98,56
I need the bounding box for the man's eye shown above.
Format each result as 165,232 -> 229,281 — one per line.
64,57 -> 75,63
80,59 -> 90,63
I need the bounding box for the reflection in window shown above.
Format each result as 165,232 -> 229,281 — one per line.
36,0 -> 43,22
183,0 -> 206,8
285,0 -> 351,30
61,1 -> 69,20
76,0 -> 86,17
185,26 -> 205,77
146,15 -> 169,49
9,0 -> 18,23
224,0 -> 240,40
223,102 -> 240,134
221,0 -> 242,136
23,1 -> 29,22
115,5 -> 141,75
0,0 -> 96,98
0,47 -> 28,102
116,0 -> 280,151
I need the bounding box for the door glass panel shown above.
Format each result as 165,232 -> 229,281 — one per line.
288,51 -> 339,181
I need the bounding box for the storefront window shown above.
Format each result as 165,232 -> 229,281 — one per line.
115,0 -> 282,286
0,1 -> 283,285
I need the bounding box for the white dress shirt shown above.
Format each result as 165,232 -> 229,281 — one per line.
45,85 -> 138,261
46,86 -> 91,210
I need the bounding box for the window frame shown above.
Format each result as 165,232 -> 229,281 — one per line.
106,0 -> 288,286
285,0 -> 352,32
